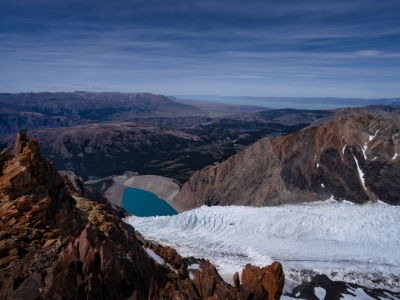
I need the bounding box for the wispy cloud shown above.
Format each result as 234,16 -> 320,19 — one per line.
355,50 -> 383,57
0,0 -> 399,97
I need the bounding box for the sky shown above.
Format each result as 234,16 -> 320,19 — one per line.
1,0 -> 400,99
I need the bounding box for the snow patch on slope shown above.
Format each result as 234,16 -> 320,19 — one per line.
353,155 -> 366,190
314,287 -> 326,300
369,130 -> 379,141
125,203 -> 400,291
143,246 -> 164,264
362,144 -> 367,160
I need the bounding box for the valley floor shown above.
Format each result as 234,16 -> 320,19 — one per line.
125,201 -> 400,293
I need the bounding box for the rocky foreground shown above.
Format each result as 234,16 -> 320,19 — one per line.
0,130 -> 284,299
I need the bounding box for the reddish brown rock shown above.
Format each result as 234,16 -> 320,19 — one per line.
0,255 -> 19,269
260,262 -> 285,300
0,130 -> 286,300
233,272 -> 240,293
241,262 -> 285,300
175,112 -> 400,209
13,129 -> 27,159
0,148 -> 10,175
144,242 -> 189,277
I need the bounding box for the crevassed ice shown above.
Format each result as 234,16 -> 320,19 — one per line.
125,202 -> 400,290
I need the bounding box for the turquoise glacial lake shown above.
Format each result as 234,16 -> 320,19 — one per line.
122,187 -> 177,217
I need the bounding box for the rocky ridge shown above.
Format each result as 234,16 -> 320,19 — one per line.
175,112 -> 400,210
307,105 -> 400,128
0,130 -> 285,299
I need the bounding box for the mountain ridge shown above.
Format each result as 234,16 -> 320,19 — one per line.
0,92 -> 209,135
174,110 -> 400,210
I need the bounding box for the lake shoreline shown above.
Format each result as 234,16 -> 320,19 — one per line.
104,173 -> 185,213
122,187 -> 178,216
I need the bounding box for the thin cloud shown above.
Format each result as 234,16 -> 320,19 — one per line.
355,50 -> 383,57
0,0 -> 399,97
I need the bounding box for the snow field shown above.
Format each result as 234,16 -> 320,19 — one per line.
125,201 -> 400,291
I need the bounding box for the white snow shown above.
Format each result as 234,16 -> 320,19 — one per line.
343,145 -> 346,154
314,287 -> 326,300
378,200 -> 389,205
362,144 -> 367,160
126,203 -> 400,291
143,247 -> 165,264
314,155 -> 317,161
369,130 -> 379,142
188,263 -> 201,271
342,200 -> 355,205
321,183 -> 324,188
317,163 -> 319,168
353,155 -> 366,190
143,246 -> 178,273
393,153 -> 398,160
166,262 -> 178,273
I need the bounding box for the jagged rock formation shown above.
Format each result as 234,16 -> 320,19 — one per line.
60,170 -> 109,205
60,170 -> 131,219
0,130 -> 285,299
175,112 -> 400,210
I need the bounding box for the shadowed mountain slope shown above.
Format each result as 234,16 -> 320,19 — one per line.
175,111 -> 400,210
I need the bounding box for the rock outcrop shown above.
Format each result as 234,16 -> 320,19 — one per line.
0,130 -> 285,299
175,112 -> 400,209
286,274 -> 400,300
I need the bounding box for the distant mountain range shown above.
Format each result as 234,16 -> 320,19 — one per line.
0,92 -> 208,135
0,93 -> 335,181
173,95 -> 400,109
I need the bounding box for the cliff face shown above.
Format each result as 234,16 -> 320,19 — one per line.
175,113 -> 400,210
0,130 -> 284,299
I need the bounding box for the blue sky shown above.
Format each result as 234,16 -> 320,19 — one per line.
1,0 -> 400,98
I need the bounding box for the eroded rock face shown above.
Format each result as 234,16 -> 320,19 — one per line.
175,113 -> 400,209
0,130 -> 285,299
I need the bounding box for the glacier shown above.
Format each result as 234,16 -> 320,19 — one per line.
124,201 -> 400,291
